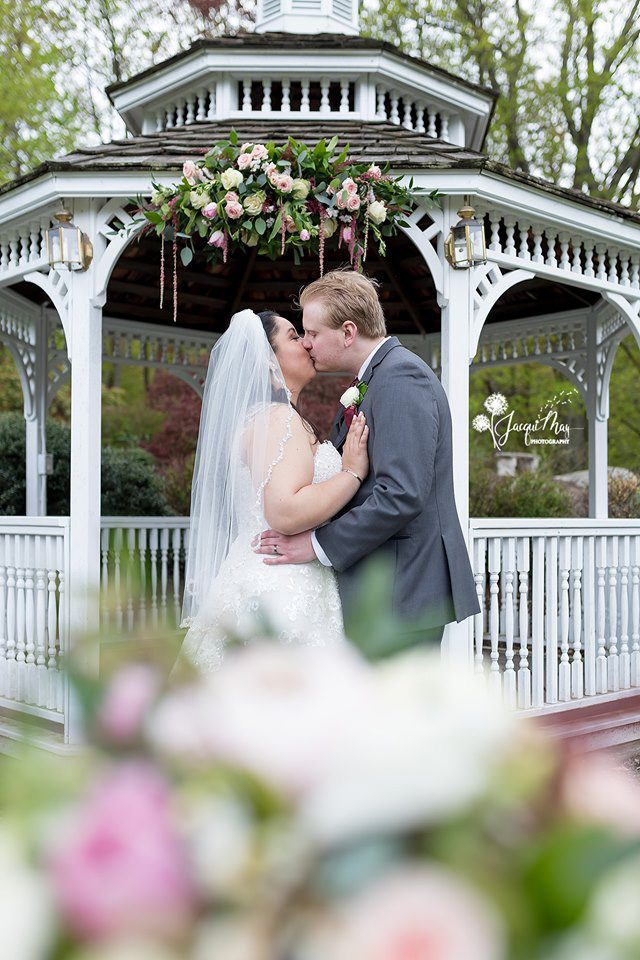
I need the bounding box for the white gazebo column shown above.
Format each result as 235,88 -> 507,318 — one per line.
586,310 -> 608,519
65,200 -> 105,743
25,307 -> 49,516
438,204 -> 475,666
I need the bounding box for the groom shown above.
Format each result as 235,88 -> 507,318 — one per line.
255,268 -> 480,645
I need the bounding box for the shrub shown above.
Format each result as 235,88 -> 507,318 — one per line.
0,413 -> 172,517
470,467 -> 573,518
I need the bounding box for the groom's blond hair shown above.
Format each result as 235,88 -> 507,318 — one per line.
298,268 -> 387,338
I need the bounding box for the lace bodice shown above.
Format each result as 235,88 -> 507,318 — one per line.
175,439 -> 345,674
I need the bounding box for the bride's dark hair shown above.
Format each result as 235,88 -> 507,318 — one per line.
258,309 -> 321,443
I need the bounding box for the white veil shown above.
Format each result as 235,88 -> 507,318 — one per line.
180,309 -> 293,628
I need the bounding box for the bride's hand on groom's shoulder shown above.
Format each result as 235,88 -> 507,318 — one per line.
252,529 -> 315,564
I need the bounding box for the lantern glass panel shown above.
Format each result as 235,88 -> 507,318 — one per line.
468,220 -> 485,261
452,223 -> 471,267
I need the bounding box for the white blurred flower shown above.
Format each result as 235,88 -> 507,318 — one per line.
586,854 -> 640,950
191,917 -> 269,960
483,393 -> 509,416
0,826 -> 55,960
472,414 -> 491,433
301,649 -> 513,844
181,795 -> 254,898
148,643 -> 373,799
298,864 -> 505,960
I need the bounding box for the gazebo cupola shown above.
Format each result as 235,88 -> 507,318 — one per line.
106,10 -> 495,149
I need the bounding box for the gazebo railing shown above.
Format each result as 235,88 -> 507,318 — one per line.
469,519 -> 640,712
100,517 -> 189,632
0,517 -> 69,725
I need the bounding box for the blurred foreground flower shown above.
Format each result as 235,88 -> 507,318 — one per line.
2,617 -> 640,960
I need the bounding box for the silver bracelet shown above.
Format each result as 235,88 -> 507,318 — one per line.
342,468 -> 362,484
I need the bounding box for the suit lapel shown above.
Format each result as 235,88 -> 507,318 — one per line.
331,337 -> 401,450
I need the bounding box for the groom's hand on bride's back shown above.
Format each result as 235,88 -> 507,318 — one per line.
252,529 -> 315,564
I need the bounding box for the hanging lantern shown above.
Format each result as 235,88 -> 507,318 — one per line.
45,206 -> 93,271
444,202 -> 486,269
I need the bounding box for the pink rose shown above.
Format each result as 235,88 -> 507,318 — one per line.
182,160 -> 198,185
342,177 -> 358,194
346,193 -> 361,212
46,761 -> 195,941
251,143 -> 268,160
300,229 -> 311,241
266,163 -> 279,184
97,663 -> 160,744
277,174 -> 294,193
202,202 -> 218,219
336,190 -> 348,209
367,164 -> 382,179
303,865 -> 504,960
224,191 -> 239,203
240,142 -> 253,152
208,230 -> 226,248
225,200 -> 244,219
284,214 -> 297,233
237,152 -> 253,171
342,226 -> 353,242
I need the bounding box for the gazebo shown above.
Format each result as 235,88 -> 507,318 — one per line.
1,0 -> 640,749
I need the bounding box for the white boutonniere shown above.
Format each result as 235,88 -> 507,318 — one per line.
340,381 -> 368,411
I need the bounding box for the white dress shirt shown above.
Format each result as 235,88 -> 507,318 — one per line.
311,337 -> 391,567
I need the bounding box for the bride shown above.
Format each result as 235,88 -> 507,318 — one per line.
174,307 -> 369,674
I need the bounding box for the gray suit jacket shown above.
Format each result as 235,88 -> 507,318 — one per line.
315,337 -> 481,628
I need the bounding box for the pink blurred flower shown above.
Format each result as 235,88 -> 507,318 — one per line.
346,194 -> 361,212
277,174 -> 294,193
182,160 -> 198,185
560,749 -> 640,835
224,191 -> 239,203
342,226 -> 353,242
240,142 -> 253,152
303,865 -> 504,960
251,143 -> 268,160
225,200 -> 244,219
208,230 -> 226,248
46,761 -> 196,942
97,664 -> 160,744
202,202 -> 218,219
237,153 -> 253,171
299,229 -> 311,241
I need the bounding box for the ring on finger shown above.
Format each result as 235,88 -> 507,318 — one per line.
272,545 -> 279,555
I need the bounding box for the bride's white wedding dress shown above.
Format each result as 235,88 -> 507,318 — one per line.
177,440 -> 345,673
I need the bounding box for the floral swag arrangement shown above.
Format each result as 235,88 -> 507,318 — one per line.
134,130 -> 437,322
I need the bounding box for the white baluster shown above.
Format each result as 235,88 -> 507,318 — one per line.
402,97 -> 413,129
138,527 -> 148,629
100,527 -> 110,625
488,212 -> 502,253
185,94 -> 196,124
56,563 -> 65,713
545,229 -> 558,267
595,243 -> 607,280
426,107 -> 437,138
0,556 -> 5,699
24,559 -> 35,703
584,241 -> 595,277
531,537 -> 545,707
165,105 -> 175,129
502,538 -> 517,708
504,218 -> 516,257
149,527 -> 158,627
282,78 -> 291,111
376,85 -> 387,119
389,90 -> 400,124
570,536 -> 584,699
630,254 -> 640,289
126,527 -> 135,633
160,528 -> 169,623
175,98 -> 186,127
517,538 -> 531,708
9,233 -> 19,267
319,77 -> 330,113
196,88 -> 207,121
595,536 -> 608,693
261,79 -> 272,112
242,78 -> 252,112
558,537 -> 571,701
571,236 -> 583,273
620,535 -> 630,688
298,78 -> 309,113
558,231 -> 571,270
631,536 -> 640,686
113,527 -> 123,632
545,537 -> 558,703
35,559 -> 47,708
607,536 -> 619,690
517,221 -> 531,260
607,247 -> 619,284
440,113 -> 449,139
172,527 -> 182,628
415,101 -> 425,133
29,223 -> 39,261
0,236 -> 10,271
488,539 -> 502,695
207,84 -> 216,119
155,110 -> 164,132
46,566 -> 57,709
472,537 -> 486,675
531,224 -> 543,263
620,254 -> 630,286
583,536 -> 596,696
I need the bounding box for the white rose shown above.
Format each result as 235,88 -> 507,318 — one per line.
189,190 -> 210,210
368,200 -> 387,225
220,168 -> 244,190
340,386 -> 360,408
